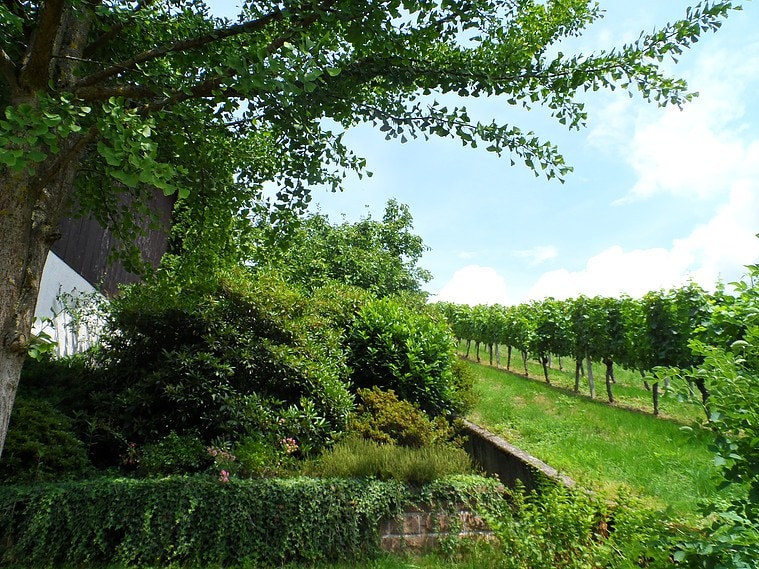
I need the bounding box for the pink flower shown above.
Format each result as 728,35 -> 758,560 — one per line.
280,437 -> 299,455
219,469 -> 230,483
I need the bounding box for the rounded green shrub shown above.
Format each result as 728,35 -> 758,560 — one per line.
0,398 -> 91,483
17,354 -> 94,412
346,297 -> 463,417
138,433 -> 211,476
87,268 -> 353,458
349,387 -> 454,448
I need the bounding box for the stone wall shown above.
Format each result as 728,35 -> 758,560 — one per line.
380,505 -> 493,551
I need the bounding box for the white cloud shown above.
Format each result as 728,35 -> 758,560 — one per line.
434,265 -> 514,306
527,184 -> 759,301
514,245 -> 559,266
623,104 -> 746,202
675,181 -> 759,285
527,246 -> 689,301
589,43 -> 759,203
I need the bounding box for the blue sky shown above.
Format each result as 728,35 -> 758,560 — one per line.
209,1 -> 759,305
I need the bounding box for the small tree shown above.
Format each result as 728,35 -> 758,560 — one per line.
257,200 -> 431,298
527,298 -> 571,384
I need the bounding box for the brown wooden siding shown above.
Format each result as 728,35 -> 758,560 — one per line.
51,191 -> 174,297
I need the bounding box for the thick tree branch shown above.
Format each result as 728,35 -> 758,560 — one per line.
117,2 -> 335,113
74,7 -> 285,90
53,3 -> 99,89
19,0 -> 66,90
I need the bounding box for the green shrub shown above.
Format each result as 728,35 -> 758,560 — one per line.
450,356 -> 476,414
347,298 -> 463,417
483,483 -> 678,569
0,398 -> 91,483
0,476 -> 408,567
304,437 -> 476,485
17,354 -> 94,411
138,433 -> 211,476
86,268 -> 353,458
233,436 -> 289,478
349,387 -> 455,448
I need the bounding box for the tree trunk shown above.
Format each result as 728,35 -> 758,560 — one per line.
465,339 -> 471,358
574,358 -> 582,392
586,355 -> 595,399
522,350 -> 528,376
495,343 -> 500,368
652,381 -> 659,416
604,358 -> 614,403
558,355 -> 563,372
0,350 -> 26,461
0,3 -> 95,458
541,354 -> 550,384
506,345 -> 512,371
0,162 -> 75,458
475,341 -> 480,362
694,377 -> 710,419
488,343 -> 493,366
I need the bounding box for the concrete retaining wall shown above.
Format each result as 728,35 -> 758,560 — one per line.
462,419 -> 575,492
379,420 -> 574,551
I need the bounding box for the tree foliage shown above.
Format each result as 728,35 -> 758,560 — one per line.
256,199 -> 431,298
658,268 -> 759,568
347,297 -> 465,417
437,282 -> 714,404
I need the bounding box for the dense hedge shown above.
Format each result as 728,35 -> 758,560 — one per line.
0,475 -> 503,567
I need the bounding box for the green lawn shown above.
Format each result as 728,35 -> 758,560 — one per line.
463,357 -> 721,517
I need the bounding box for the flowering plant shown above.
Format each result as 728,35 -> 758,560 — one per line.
280,437 -> 299,455
207,444 -> 236,473
121,442 -> 139,466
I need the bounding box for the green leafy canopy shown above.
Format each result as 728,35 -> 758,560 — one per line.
0,1 -> 739,212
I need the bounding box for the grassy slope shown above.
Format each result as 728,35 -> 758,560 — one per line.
463,355 -> 721,517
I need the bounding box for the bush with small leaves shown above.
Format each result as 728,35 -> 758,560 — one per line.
347,297 -> 463,417
349,387 -> 455,448
138,433 -> 211,477
80,267 -> 353,464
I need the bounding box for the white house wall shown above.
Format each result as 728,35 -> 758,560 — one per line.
34,252 -> 104,357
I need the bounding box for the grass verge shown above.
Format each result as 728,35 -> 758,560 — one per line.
464,358 -> 720,516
